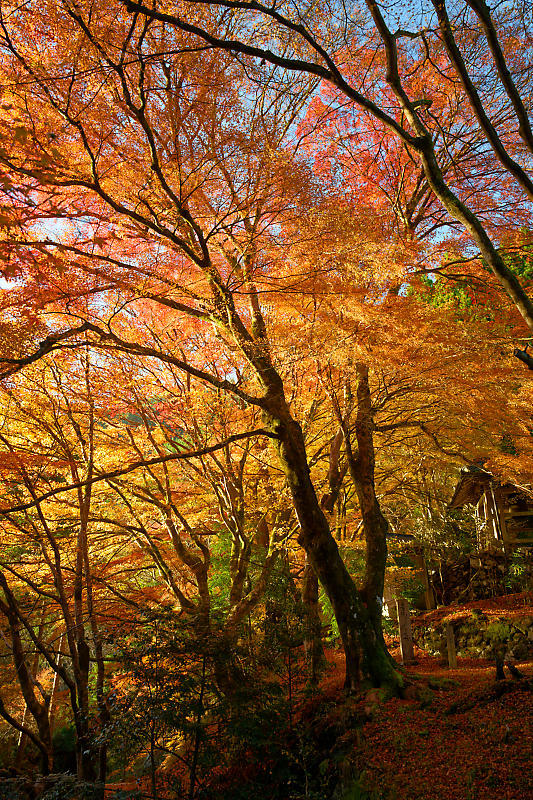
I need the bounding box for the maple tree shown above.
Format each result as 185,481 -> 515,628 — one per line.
0,2 -> 531,794
0,0 -> 408,692
0,354 -> 118,780
117,0 -> 533,330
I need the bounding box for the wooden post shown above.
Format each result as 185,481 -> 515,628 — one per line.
446,622 -> 457,669
396,598 -> 415,664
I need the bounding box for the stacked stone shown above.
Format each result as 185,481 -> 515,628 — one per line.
413,613 -> 533,661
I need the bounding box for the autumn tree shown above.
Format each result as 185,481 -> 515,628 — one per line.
272,192 -> 532,597
0,353 -> 118,781
0,1 -> 408,690
91,356 -> 291,688
117,0 -> 533,332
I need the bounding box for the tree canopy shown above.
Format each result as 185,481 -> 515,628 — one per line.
0,0 -> 531,793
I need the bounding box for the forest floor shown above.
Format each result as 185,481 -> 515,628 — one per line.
103,593 -> 533,800
410,588 -> 533,626
318,591 -> 533,800
347,651 -> 533,800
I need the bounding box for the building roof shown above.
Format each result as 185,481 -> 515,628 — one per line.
448,466 -> 493,509
449,466 -> 533,509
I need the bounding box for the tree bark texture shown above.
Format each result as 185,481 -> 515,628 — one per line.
262,393 -> 401,690
301,556 -> 325,684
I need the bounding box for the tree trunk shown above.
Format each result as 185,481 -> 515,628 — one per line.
74,639 -> 97,783
353,365 -> 389,632
301,556 -> 325,684
262,394 -> 402,691
15,612 -> 49,772
75,715 -> 96,783
338,366 -> 397,676
0,577 -> 54,773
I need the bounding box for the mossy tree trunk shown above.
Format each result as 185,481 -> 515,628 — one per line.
262,387 -> 402,691
342,364 -> 397,667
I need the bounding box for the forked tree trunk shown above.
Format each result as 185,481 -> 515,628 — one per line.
15,612 -> 49,772
0,577 -> 54,773
262,394 -> 402,691
353,365 -> 390,632
342,365 -> 398,673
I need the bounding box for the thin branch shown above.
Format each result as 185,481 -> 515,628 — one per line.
0,428 -> 278,514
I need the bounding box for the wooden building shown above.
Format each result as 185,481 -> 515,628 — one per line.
449,466 -> 533,549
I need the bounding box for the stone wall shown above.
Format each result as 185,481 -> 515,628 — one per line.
413,611 -> 533,661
